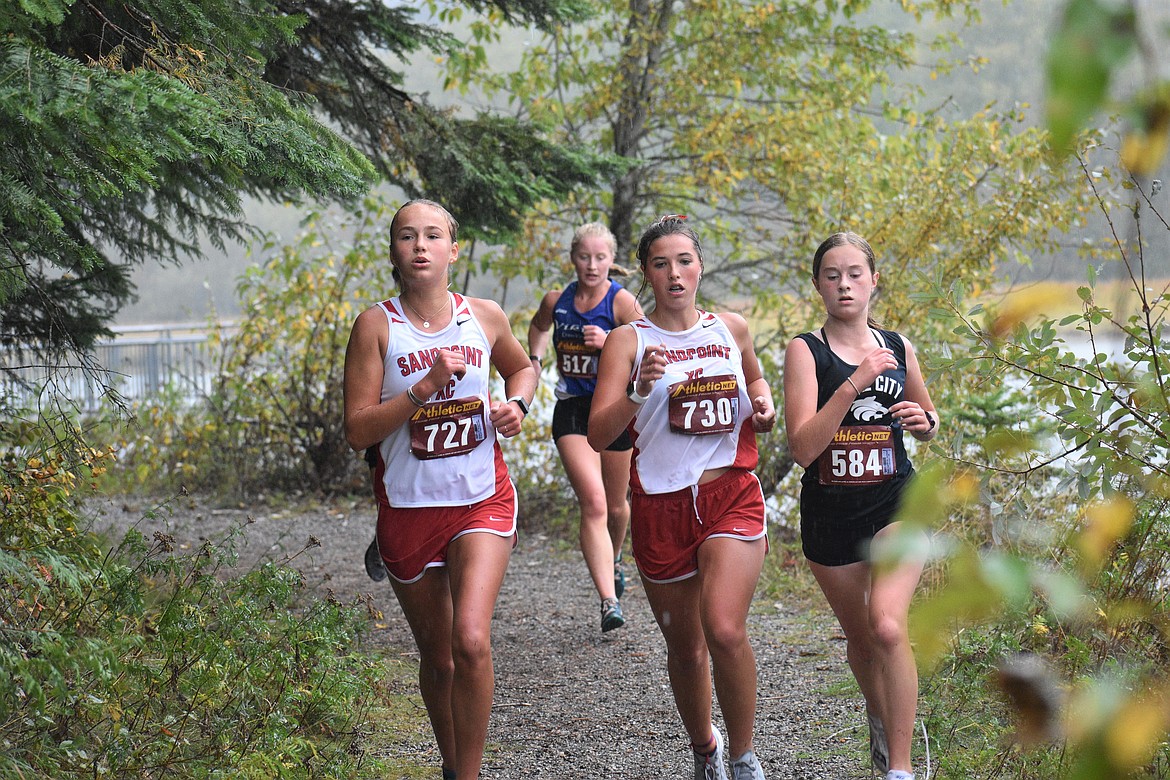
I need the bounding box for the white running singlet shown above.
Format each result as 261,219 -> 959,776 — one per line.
628,312 -> 758,494
374,293 -> 501,507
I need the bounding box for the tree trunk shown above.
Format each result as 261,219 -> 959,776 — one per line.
609,0 -> 674,266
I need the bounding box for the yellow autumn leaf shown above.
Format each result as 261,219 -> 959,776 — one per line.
989,282 -> 1072,338
946,468 -> 980,504
1078,495 -> 1135,571
1120,126 -> 1170,177
1105,690 -> 1170,769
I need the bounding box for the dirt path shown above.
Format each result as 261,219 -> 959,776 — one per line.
88,494 -> 872,780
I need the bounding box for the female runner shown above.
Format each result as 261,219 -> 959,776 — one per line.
343,199 -> 536,780
527,222 -> 642,631
588,215 -> 775,780
783,231 -> 937,780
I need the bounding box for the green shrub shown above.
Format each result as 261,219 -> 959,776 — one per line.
906,181 -> 1170,777
1,428 -> 388,778
104,197 -> 402,497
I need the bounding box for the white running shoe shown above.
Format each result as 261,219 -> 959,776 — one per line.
693,727 -> 729,780
730,749 -> 766,780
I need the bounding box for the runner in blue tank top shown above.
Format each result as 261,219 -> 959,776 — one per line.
783,232 -> 939,780
527,222 -> 643,632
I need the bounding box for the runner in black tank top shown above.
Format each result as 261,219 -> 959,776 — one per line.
783,232 -> 939,780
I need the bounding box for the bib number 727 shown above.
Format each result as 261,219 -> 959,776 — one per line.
409,396 -> 487,460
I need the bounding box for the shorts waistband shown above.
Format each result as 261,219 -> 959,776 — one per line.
632,467 -> 750,501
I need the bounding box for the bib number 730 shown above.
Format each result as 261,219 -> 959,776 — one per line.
681,398 -> 735,429
667,374 -> 739,435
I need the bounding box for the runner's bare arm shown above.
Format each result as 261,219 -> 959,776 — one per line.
343,306 -> 427,452
783,337 -> 852,468
720,312 -> 775,432
527,290 -> 559,368
890,336 -> 939,441
587,324 -> 639,452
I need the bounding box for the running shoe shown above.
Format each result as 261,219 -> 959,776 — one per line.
364,536 -> 387,582
693,727 -> 729,780
600,597 -> 625,632
884,772 -> 915,780
730,750 -> 766,780
868,708 -> 889,776
441,769 -> 456,780
614,558 -> 626,599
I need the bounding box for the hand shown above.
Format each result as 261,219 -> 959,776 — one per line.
582,324 -> 608,351
854,346 -> 898,389
490,400 -> 525,438
750,395 -> 776,432
634,343 -> 668,396
889,401 -> 932,434
419,348 -> 467,396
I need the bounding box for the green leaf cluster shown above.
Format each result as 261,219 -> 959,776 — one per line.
1,1 -> 375,353
2,0 -> 613,362
0,433 -> 383,778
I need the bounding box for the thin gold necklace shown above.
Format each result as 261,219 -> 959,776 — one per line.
401,293 -> 449,329
648,308 -> 700,332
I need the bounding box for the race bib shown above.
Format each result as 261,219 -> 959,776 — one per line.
818,425 -> 896,485
555,337 -> 599,379
667,374 -> 739,435
408,396 -> 487,460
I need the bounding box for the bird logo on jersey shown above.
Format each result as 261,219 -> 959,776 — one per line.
851,396 -> 888,422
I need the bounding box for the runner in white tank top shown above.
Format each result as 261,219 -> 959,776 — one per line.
342,200 -> 536,780
587,215 -> 777,780
626,311 -> 758,495
374,292 -> 500,507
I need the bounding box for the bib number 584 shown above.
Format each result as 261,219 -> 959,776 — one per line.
830,447 -> 884,478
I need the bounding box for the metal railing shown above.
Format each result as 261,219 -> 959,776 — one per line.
1,323 -> 231,414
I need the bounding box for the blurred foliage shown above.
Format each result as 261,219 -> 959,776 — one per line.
890,158 -> 1170,777
1045,0 -> 1170,176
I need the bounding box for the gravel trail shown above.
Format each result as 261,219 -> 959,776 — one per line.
87,494 -> 874,780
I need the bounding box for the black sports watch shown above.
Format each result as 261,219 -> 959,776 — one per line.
507,395 -> 530,416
